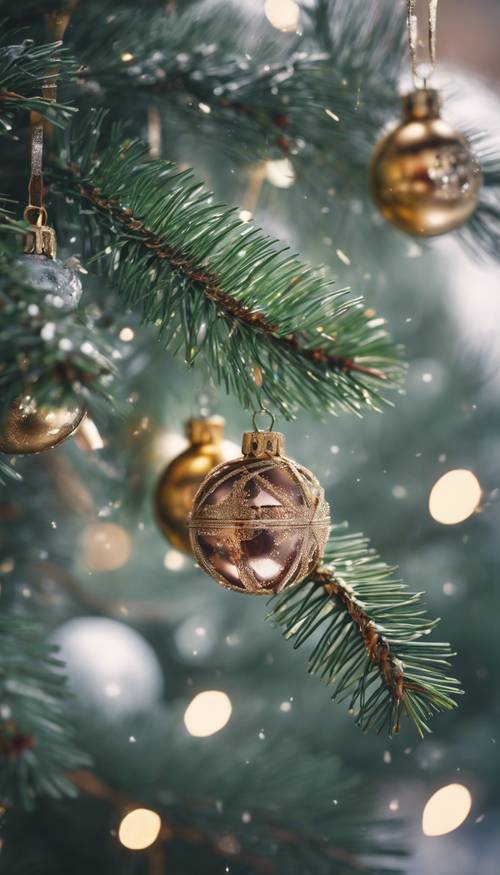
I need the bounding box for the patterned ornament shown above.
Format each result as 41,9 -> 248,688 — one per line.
370,88 -> 482,237
189,418 -> 330,594
0,394 -> 85,456
154,417 -> 238,553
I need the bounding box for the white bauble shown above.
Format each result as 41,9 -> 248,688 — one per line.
52,617 -> 163,717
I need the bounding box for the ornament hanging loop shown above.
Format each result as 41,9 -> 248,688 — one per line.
407,0 -> 439,89
251,408 -> 275,433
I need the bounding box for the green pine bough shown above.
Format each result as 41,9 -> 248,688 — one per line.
270,525 -> 461,737
48,122 -> 459,736
0,615 -> 89,809
64,0 -> 500,259
0,7 -> 460,815
0,34 -> 76,134
53,120 -> 404,418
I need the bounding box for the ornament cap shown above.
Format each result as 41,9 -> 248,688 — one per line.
23,224 -> 57,259
401,88 -> 441,122
186,416 -> 225,446
242,430 -> 284,458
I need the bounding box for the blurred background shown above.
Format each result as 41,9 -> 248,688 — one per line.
1,1 -> 500,873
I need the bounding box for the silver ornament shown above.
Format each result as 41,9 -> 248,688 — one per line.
17,254 -> 83,312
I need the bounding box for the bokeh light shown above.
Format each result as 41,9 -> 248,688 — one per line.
265,158 -> 295,188
184,690 -> 232,737
118,808 -> 161,850
175,615 -> 218,662
422,783 -> 472,836
152,430 -> 188,470
163,549 -> 186,571
264,0 -> 300,32
428,469 -> 481,525
81,522 -> 132,571
119,327 -> 135,342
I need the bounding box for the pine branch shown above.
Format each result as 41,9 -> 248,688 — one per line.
70,709 -> 405,874
269,524 -> 461,736
68,0 -> 402,182
0,34 -> 76,133
0,613 -> 89,809
50,120 -> 403,418
66,1 -> 500,261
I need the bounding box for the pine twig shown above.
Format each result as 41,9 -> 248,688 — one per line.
0,614 -> 89,809
269,525 -> 461,736
51,121 -> 404,418
0,35 -> 76,133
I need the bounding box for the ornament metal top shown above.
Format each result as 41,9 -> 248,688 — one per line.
370,88 -> 482,237
154,416 -> 237,554
189,417 -> 330,595
20,206 -> 83,311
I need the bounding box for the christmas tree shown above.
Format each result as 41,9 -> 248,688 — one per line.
1,1 -> 499,873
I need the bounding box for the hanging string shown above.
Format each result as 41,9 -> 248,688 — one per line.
23,6 -> 76,255
24,84 -> 55,228
24,7 -> 74,228
407,0 -> 439,89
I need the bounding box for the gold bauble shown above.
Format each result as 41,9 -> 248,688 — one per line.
189,428 -> 331,595
154,417 -> 238,554
0,395 -> 85,455
370,88 -> 482,237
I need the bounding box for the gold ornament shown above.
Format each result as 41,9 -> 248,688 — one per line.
0,395 -> 85,456
189,418 -> 330,595
154,417 -> 237,554
370,88 -> 482,237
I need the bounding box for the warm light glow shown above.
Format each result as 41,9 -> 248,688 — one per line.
118,808 -> 161,850
163,549 -> 185,571
120,52 -> 134,63
264,0 -> 300,31
152,431 -> 188,469
184,690 -> 232,737
429,469 -> 481,525
239,209 -> 253,222
81,522 -> 132,571
422,784 -> 472,836
265,158 -> 295,188
119,327 -> 135,342
221,439 -> 240,460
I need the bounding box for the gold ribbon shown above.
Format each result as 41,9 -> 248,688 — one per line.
407,0 -> 439,88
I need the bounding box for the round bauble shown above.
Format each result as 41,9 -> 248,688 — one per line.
154,417 -> 239,553
52,616 -> 163,717
370,88 -> 482,237
0,394 -> 85,456
189,427 -> 330,595
17,253 -> 83,311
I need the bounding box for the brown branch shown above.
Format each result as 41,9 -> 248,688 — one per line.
70,769 -> 277,875
69,168 -> 385,382
31,559 -> 175,622
0,90 -> 26,102
70,768 -> 370,872
311,567 -> 406,733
